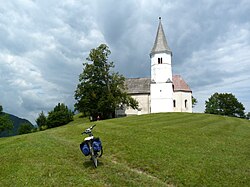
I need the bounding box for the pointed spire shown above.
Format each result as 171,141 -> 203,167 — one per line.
150,17 -> 172,57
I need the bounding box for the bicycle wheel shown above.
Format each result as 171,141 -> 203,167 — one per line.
90,147 -> 98,168
99,147 -> 103,158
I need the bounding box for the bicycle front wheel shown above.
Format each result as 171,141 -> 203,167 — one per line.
91,148 -> 98,168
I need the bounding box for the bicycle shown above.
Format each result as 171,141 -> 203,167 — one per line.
80,124 -> 103,168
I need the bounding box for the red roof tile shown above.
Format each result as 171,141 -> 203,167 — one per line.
172,75 -> 192,92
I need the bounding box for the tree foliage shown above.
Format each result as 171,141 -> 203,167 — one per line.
18,123 -> 33,135
205,92 -> 245,118
246,112 -> 250,120
192,96 -> 198,108
36,111 -> 47,129
74,44 -> 138,120
46,103 -> 74,128
0,105 -> 13,133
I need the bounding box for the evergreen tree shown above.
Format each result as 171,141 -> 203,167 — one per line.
36,111 -> 47,129
75,44 -> 138,120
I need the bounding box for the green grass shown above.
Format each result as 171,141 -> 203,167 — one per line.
0,113 -> 249,186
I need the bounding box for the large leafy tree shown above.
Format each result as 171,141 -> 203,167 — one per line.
0,105 -> 13,133
205,92 -> 245,118
75,44 -> 138,120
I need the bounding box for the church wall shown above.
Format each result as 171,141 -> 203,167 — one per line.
150,82 -> 173,113
151,53 -> 172,83
173,91 -> 192,113
124,94 -> 150,115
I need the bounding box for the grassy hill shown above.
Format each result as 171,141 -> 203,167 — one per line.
0,113 -> 249,186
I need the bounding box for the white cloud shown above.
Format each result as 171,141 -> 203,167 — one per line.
0,0 -> 106,124
0,0 -> 250,124
184,21 -> 250,113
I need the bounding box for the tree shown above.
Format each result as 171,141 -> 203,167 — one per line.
205,92 -> 245,118
46,103 -> 74,128
246,112 -> 250,120
192,96 -> 197,108
18,123 -> 33,135
36,111 -> 47,129
0,105 -> 13,133
74,44 -> 138,120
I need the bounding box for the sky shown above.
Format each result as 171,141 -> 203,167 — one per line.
0,0 -> 250,124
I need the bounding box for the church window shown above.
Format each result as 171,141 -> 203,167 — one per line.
158,57 -> 163,64
173,100 -> 176,107
185,100 -> 187,108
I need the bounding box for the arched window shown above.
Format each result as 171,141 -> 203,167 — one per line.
173,100 -> 176,107
185,99 -> 187,108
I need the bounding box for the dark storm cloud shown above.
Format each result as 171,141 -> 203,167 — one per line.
0,0 -> 250,123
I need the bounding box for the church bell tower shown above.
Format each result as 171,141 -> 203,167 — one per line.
150,17 -> 173,113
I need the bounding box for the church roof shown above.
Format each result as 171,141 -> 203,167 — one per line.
125,78 -> 151,94
150,17 -> 172,57
125,75 -> 191,94
172,75 -> 192,92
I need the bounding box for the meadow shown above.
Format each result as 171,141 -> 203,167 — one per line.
0,113 -> 249,186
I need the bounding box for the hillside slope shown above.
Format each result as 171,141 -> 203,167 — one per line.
0,113 -> 33,137
0,113 -> 249,186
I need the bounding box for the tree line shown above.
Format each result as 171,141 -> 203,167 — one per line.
36,103 -> 74,130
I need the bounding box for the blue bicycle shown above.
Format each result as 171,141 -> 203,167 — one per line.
80,125 -> 103,167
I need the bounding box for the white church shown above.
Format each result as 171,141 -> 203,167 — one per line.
116,18 -> 192,116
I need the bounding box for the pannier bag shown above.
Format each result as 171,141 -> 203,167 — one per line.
80,142 -> 90,156
92,138 -> 102,152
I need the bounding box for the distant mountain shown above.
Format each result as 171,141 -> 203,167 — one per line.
0,113 -> 34,137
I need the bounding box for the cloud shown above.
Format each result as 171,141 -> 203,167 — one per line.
0,0 -> 250,124
0,0 -> 105,123
186,24 -> 250,112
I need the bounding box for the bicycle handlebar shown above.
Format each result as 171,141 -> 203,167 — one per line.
81,124 -> 96,135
